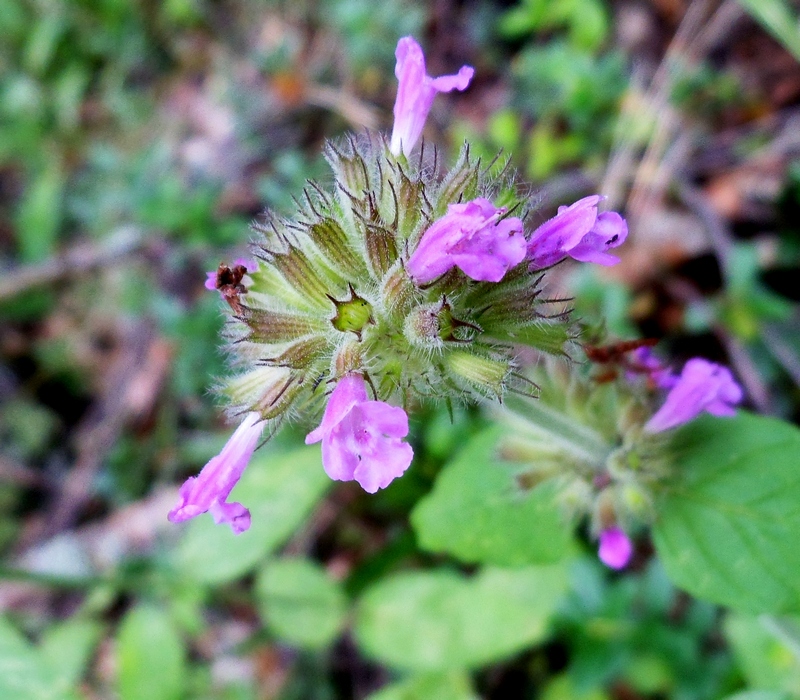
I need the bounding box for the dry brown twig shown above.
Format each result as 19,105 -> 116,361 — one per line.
0,226 -> 147,302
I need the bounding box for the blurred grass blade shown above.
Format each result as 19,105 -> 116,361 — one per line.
737,0 -> 800,62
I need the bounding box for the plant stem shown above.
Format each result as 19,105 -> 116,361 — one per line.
499,398 -> 611,466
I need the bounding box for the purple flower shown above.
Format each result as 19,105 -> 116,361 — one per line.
390,36 -> 474,157
305,375 -> 413,493
527,196 -> 628,270
406,198 -> 526,284
645,358 -> 743,433
598,527 -> 633,569
625,347 -> 677,389
168,411 -> 264,534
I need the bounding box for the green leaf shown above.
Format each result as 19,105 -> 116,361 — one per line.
117,605 -> 185,700
256,557 -> 347,650
653,413 -> 800,613
723,692 -> 793,700
39,619 -> 102,690
0,616 -> 78,700
411,428 -> 572,566
174,445 -> 330,585
724,614 -> 800,694
541,674 -> 610,700
354,564 -> 568,671
15,165 -> 65,263
737,0 -> 800,63
366,672 -> 477,700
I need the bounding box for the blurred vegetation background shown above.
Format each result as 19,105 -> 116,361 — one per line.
1,0 -> 800,698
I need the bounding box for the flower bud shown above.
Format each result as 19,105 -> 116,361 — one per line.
447,351 -> 509,397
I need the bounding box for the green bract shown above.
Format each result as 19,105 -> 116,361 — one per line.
219,134 -> 574,427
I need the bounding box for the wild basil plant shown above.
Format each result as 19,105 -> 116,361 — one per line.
169,36 -> 800,618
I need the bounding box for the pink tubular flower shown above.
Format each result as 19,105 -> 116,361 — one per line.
527,195 -> 628,270
305,375 -> 413,493
390,36 -> 474,157
598,528 -> 633,569
406,198 -> 526,284
168,412 -> 264,534
645,358 -> 743,433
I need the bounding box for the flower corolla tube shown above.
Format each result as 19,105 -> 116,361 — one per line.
168,412 -> 264,534
527,195 -> 627,269
406,198 -> 526,284
305,375 -> 413,493
645,357 -> 743,433
390,36 -> 473,156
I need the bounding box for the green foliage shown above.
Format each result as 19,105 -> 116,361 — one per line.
117,604 -> 186,700
721,244 -> 793,340
354,564 -> 568,671
175,445 -> 331,585
411,427 -> 573,566
498,0 -> 609,52
0,616 -> 100,700
256,557 -> 348,650
724,614 -> 800,695
325,0 -> 425,78
653,413 -> 800,613
556,558 -> 735,698
737,0 -> 800,62
366,672 -> 477,700
14,164 -> 65,262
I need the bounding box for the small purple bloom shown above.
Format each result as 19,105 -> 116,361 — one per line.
305,375 -> 413,493
406,198 -> 526,284
645,358 -> 743,433
598,527 -> 633,569
527,195 -> 628,270
168,411 -> 264,534
390,36 -> 474,157
626,347 -> 677,389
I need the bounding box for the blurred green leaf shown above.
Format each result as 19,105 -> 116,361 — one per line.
412,427 -> 572,566
117,604 -> 186,700
724,614 -> 800,695
653,413 -> 800,613
15,164 -> 65,263
175,445 -> 331,585
366,672 -> 477,700
39,619 -> 102,690
354,564 -> 568,671
737,0 -> 800,63
256,557 -> 348,650
0,616 -> 79,700
498,0 -> 608,51
541,674 -> 610,700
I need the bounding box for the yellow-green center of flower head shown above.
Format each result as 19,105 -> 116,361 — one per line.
330,285 -> 373,338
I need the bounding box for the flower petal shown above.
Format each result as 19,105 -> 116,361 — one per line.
598,528 -> 633,569
168,412 -> 264,533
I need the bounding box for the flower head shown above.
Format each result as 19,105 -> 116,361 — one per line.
390,36 -> 473,157
305,375 -> 413,493
645,358 -> 743,433
168,412 -> 264,533
406,198 -> 526,284
527,196 -> 627,270
598,527 -> 633,569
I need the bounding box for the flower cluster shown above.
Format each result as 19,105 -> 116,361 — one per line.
502,347 -> 743,570
170,36 -> 630,533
